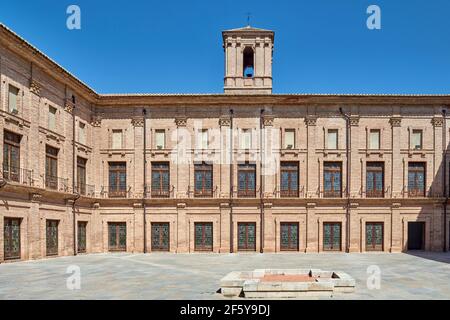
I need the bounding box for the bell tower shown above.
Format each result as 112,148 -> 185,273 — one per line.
222,26 -> 274,94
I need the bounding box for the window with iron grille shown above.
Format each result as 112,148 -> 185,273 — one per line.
323,162 -> 342,198
323,222 -> 341,251
280,162 -> 299,197
280,222 -> 299,251
108,162 -> 126,198
77,221 -> 87,253
77,157 -> 87,195
194,163 -> 213,197
46,219 -> 59,256
3,131 -> 21,182
108,222 -> 126,251
238,163 -> 256,197
151,222 -> 170,251
366,222 -> 383,251
45,145 -> 58,190
238,222 -> 256,251
151,162 -> 170,197
366,162 -> 384,198
4,218 -> 21,260
408,162 -> 426,197
194,222 -> 213,251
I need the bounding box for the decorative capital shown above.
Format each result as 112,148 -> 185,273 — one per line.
29,79 -> 41,96
131,117 -> 144,127
175,117 -> 187,127
90,115 -> 102,127
219,117 -> 231,127
389,117 -> 402,127
432,117 -> 444,127
304,116 -> 317,126
92,202 -> 100,209
349,116 -> 360,126
64,101 -> 74,114
30,193 -> 42,202
262,116 -> 274,127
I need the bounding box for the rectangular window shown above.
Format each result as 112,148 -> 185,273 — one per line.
194,163 -> 213,197
4,217 -> 21,260
151,162 -> 170,197
280,222 -> 299,251
45,145 -> 59,190
238,163 -> 256,197
366,162 -> 384,198
194,222 -> 213,251
77,221 -> 87,253
240,129 -> 251,149
369,129 -> 380,150
108,162 -> 126,197
197,129 -> 208,149
3,131 -> 21,182
155,130 -> 165,149
323,222 -> 341,251
323,162 -> 342,198
78,122 -> 86,145
284,129 -> 295,149
238,222 -> 256,251
151,222 -> 170,251
77,157 -> 87,195
280,162 -> 299,197
366,222 -> 383,251
46,220 -> 59,256
411,130 -> 423,150
8,85 -> 19,113
108,222 -> 126,251
408,162 -> 426,197
111,130 -> 123,149
327,129 -> 338,149
48,106 -> 57,131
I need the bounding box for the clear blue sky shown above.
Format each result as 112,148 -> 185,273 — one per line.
1,0 -> 450,94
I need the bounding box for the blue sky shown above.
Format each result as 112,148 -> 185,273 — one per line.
1,0 -> 450,94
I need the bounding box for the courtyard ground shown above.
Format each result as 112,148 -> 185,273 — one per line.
0,252 -> 449,299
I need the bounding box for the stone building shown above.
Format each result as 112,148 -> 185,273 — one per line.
0,23 -> 449,263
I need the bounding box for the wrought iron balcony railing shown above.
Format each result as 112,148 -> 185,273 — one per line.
75,183 -> 95,197
2,165 -> 34,186
146,185 -> 175,198
101,185 -> 131,198
365,189 -> 385,198
188,185 -> 218,198
45,175 -> 70,193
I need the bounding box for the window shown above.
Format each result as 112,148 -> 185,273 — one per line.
280,222 -> 299,251
323,222 -> 341,251
8,85 -> 19,114
194,163 -> 213,197
194,222 -> 213,251
369,129 -> 380,150
48,106 -> 57,131
78,122 -> 86,145
238,163 -> 256,197
111,130 -> 123,149
108,222 -> 126,251
323,162 -> 342,198
238,222 -> 256,251
155,130 -> 165,149
77,221 -> 87,253
45,145 -> 59,190
243,47 -> 254,78
4,218 -> 21,260
411,130 -> 423,150
240,129 -> 251,149
77,157 -> 87,195
408,162 -> 426,197
46,220 -> 59,256
151,162 -> 170,197
327,129 -> 338,149
366,162 -> 384,198
151,223 -> 170,251
197,129 -> 208,149
280,162 -> 299,197
3,131 -> 21,182
366,222 -> 383,251
284,129 -> 295,149
108,162 -> 126,197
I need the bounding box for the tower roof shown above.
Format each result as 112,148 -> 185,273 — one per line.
222,25 -> 274,41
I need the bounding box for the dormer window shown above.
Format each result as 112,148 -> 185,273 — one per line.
243,47 -> 254,78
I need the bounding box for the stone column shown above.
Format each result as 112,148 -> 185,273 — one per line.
390,117 -> 402,198
175,117 -> 188,198
219,116 -> 231,197
176,202 -> 188,253
305,202 -> 317,252
28,193 -> 42,259
390,202 -> 402,252
133,202 -> 144,253
132,117 -> 145,198
305,116 -> 318,198
219,202 -> 231,253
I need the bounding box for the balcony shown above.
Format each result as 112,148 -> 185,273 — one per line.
365,189 -> 385,198
45,175 -> 70,193
188,185 -> 218,198
2,166 -> 34,186
75,183 -> 95,197
146,185 -> 175,198
101,185 -> 131,198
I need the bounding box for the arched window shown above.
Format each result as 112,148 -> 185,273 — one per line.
243,47 -> 254,78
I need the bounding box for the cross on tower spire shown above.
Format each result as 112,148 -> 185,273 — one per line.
246,12 -> 251,26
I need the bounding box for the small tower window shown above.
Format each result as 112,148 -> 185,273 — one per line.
243,47 -> 254,78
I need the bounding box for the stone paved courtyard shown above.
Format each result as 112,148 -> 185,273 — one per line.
0,252 -> 450,299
